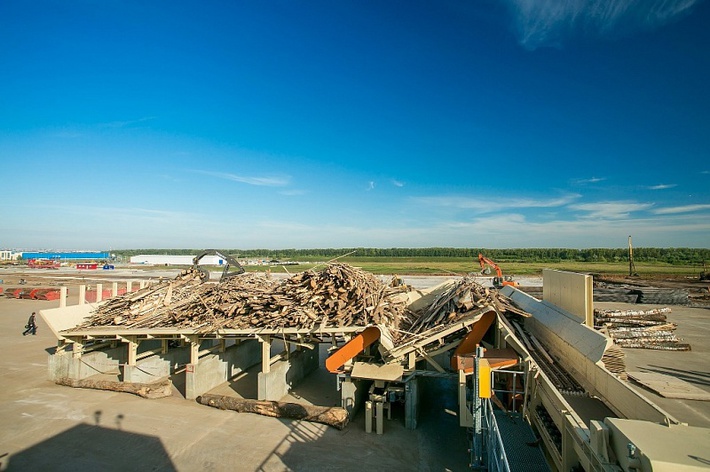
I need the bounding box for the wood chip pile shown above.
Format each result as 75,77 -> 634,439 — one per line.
595,307 -> 691,351
406,276 -> 530,335
79,263 -> 411,333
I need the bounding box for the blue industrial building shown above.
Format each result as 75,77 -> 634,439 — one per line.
21,252 -> 111,261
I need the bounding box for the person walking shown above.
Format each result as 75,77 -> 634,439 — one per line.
23,312 -> 37,336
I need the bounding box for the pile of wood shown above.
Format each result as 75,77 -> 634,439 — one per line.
406,276 -> 529,335
595,307 -> 691,351
78,264 -> 411,334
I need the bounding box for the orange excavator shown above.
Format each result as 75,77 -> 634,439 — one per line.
477,253 -> 519,289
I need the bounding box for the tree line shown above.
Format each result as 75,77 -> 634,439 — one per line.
114,247 -> 710,266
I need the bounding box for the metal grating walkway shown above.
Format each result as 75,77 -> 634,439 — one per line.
493,411 -> 550,472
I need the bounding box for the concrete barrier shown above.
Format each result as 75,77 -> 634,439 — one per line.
258,345 -> 318,401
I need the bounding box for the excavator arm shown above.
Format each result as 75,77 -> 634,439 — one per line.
192,250 -> 245,283
477,253 -> 518,288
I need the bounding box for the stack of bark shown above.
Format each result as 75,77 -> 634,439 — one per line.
406,276 -> 529,335
78,264 -> 410,334
594,307 -> 691,351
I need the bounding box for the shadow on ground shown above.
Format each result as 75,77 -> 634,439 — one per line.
5,418 -> 176,472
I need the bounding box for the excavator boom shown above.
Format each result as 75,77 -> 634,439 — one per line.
477,253 -> 518,288
192,250 -> 245,283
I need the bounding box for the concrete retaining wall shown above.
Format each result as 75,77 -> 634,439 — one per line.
49,345 -> 126,381
258,345 -> 318,401
185,340 -> 261,400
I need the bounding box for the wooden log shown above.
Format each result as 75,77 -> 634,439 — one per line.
55,377 -> 173,399
196,394 -> 349,430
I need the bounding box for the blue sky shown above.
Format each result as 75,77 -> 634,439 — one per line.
1,0 -> 708,250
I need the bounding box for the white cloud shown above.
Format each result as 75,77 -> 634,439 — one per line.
99,116 -> 156,128
653,204 -> 710,215
570,201 -> 653,219
575,177 -> 606,184
414,194 -> 580,213
503,0 -> 700,49
648,184 -> 677,190
367,181 -> 375,191
391,179 -> 405,188
196,170 -> 290,187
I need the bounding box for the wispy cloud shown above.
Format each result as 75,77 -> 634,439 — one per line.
391,179 -> 405,188
99,116 -> 157,128
503,0 -> 700,49
367,181 -> 375,191
574,177 -> 606,184
570,201 -> 653,219
647,183 -> 677,190
195,170 -> 290,187
414,194 -> 580,212
653,203 -> 710,215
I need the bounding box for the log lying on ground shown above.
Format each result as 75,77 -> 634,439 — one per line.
196,394 -> 349,430
55,377 -> 173,399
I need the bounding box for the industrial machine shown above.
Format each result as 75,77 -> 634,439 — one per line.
192,250 -> 245,283
477,253 -> 519,288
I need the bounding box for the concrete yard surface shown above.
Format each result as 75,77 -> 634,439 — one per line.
0,297 -> 470,472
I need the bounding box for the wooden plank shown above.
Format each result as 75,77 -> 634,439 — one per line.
627,372 -> 710,400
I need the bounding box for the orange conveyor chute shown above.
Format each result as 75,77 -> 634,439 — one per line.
325,326 -> 381,373
450,309 -> 497,370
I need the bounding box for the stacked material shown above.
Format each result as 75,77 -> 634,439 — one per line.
635,287 -> 689,305
593,281 -> 689,305
592,288 -> 639,303
594,307 -> 691,351
78,264 -> 411,334
406,276 -> 529,335
3,287 -> 61,300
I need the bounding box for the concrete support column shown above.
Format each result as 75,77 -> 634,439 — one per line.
79,285 -> 86,305
139,281 -> 146,289
72,339 -> 84,359
126,336 -> 138,366
112,282 -> 118,297
261,335 -> 271,373
59,287 -> 68,307
96,283 -> 103,303
189,336 -> 200,365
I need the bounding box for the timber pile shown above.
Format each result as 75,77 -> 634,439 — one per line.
78,264 -> 410,334
406,276 -> 529,335
595,307 -> 691,351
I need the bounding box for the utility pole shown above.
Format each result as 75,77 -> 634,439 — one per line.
628,235 -> 638,276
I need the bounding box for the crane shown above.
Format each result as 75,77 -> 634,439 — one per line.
477,253 -> 519,289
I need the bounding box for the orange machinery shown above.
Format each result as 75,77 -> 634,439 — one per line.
477,253 -> 519,289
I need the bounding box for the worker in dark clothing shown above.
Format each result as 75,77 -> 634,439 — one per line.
23,312 -> 37,336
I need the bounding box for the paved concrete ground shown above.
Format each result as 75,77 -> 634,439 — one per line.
0,295 -> 470,472
595,301 -> 710,428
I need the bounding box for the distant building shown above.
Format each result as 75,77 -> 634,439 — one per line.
1,250 -> 21,261
129,255 -> 224,266
20,251 -> 110,261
